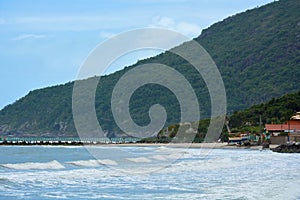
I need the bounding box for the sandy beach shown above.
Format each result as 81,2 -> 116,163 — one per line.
96,142 -> 279,150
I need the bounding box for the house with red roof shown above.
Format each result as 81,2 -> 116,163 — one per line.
265,112 -> 300,143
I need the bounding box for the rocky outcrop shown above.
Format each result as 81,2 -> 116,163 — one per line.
272,143 -> 300,153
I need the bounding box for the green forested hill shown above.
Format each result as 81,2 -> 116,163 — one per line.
228,90 -> 300,133
0,0 -> 299,137
159,90 -> 300,142
197,0 -> 300,110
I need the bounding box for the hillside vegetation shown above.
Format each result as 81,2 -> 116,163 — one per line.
0,0 -> 299,137
159,90 -> 300,142
197,0 -> 300,110
229,90 -> 300,131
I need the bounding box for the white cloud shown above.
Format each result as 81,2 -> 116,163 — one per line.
9,15 -> 201,36
150,16 -> 201,38
176,22 -> 202,37
12,34 -> 47,41
153,16 -> 175,28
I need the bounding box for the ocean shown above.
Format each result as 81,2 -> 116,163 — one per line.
0,145 -> 299,200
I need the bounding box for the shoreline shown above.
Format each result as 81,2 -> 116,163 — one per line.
103,143 -> 279,150
0,142 -> 279,150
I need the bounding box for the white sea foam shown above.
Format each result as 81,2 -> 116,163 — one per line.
40,145 -> 84,149
0,160 -> 65,170
150,155 -> 167,161
1,147 -> 300,200
66,160 -> 102,167
154,147 -> 187,157
126,157 -> 152,163
98,159 -> 118,166
66,159 -> 118,167
164,153 -> 182,160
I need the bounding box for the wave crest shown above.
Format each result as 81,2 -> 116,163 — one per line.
0,160 -> 65,170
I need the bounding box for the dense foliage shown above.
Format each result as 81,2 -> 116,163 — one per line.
0,0 -> 299,137
229,90 -> 300,129
197,0 -> 300,111
159,90 -> 300,142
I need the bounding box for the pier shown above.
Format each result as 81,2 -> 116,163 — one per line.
0,137 -> 140,145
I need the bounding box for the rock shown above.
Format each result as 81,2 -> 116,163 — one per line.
262,142 -> 270,149
272,143 -> 300,153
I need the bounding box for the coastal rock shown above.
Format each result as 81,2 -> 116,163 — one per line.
262,142 -> 270,149
272,143 -> 300,153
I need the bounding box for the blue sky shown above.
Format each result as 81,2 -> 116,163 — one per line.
0,0 -> 274,109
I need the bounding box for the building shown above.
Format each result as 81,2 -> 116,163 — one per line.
265,112 -> 300,143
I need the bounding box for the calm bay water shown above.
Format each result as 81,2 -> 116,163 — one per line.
0,146 -> 299,200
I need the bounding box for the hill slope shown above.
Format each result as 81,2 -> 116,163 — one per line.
158,90 -> 300,142
0,0 -> 299,137
229,90 -> 300,129
197,0 -> 300,110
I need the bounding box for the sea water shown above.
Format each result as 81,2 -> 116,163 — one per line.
0,146 -> 299,200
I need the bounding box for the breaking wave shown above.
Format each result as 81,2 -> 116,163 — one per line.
0,160 -> 65,170
126,157 -> 152,163
66,159 -> 118,167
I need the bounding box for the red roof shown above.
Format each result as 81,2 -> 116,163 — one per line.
265,124 -> 300,131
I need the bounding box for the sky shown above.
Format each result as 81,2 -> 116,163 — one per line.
0,0 -> 275,109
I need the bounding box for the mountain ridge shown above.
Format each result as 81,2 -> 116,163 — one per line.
0,0 -> 299,137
